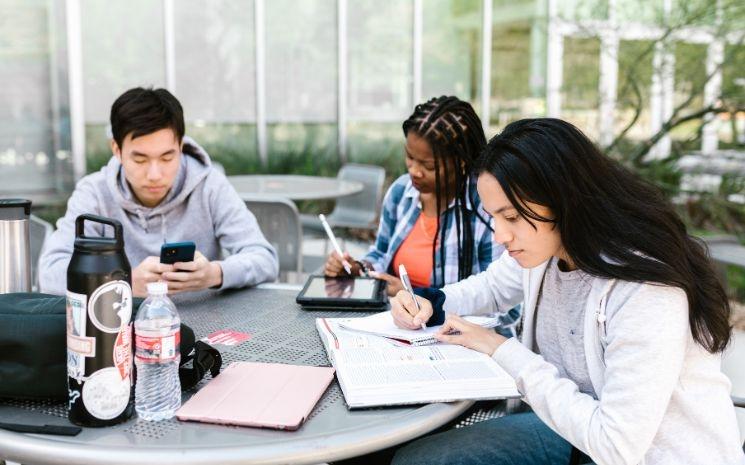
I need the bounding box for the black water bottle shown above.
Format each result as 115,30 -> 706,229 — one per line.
66,214 -> 134,427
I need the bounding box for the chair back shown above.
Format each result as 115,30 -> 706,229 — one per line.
244,198 -> 302,275
29,214 -> 54,291
328,163 -> 386,229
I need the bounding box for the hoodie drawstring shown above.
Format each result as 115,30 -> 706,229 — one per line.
161,213 -> 167,244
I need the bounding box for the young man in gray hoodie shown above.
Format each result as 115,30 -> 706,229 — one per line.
39,87 -> 279,296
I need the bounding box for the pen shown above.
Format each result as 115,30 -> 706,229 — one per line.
319,214 -> 353,275
398,264 -> 427,331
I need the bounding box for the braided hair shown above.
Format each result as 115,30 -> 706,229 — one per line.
402,96 -> 492,286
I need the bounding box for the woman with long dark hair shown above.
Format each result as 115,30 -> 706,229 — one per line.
325,97 -> 509,312
390,118 -> 743,464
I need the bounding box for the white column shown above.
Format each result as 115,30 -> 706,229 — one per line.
546,0 -> 563,118
649,0 -> 674,159
66,0 -> 86,179
649,42 -> 674,159
337,0 -> 348,163
598,0 -> 618,147
163,0 -> 176,93
701,40 -> 723,154
412,0 -> 423,107
702,0 -> 724,156
254,0 -> 267,166
480,0 -> 492,135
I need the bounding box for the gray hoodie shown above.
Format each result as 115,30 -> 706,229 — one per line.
39,137 -> 279,295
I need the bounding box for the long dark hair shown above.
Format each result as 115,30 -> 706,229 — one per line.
402,96 -> 491,285
476,118 -> 731,353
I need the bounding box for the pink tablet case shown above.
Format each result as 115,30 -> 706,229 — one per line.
176,362 -> 335,431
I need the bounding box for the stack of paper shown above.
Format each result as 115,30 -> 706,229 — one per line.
316,316 -> 520,409
338,311 -> 501,346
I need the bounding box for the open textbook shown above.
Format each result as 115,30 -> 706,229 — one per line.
339,311 -> 501,346
316,317 -> 520,408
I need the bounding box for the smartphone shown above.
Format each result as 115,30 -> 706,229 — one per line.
160,241 -> 196,265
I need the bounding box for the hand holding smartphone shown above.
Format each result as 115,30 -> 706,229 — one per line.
160,241 -> 196,266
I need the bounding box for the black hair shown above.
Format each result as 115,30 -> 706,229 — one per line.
110,87 -> 185,149
476,117 -> 731,353
402,96 -> 491,286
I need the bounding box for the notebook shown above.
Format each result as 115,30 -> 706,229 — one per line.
176,362 -> 335,431
338,311 -> 501,346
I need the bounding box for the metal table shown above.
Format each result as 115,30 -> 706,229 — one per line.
0,286 -> 472,465
228,175 -> 364,201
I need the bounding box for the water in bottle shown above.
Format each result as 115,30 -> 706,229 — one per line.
134,281 -> 181,421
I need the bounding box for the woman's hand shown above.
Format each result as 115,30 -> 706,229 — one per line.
435,314 -> 508,356
390,290 -> 433,329
323,251 -> 360,277
370,271 -> 404,296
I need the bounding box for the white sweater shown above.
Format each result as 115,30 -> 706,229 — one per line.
442,253 -> 745,465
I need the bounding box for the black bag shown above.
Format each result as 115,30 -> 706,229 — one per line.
0,293 -> 221,400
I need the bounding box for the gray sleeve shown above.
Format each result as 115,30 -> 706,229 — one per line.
208,173 -> 279,289
38,180 -> 103,296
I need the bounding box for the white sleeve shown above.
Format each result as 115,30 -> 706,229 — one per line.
441,252 -> 524,316
492,285 -> 690,465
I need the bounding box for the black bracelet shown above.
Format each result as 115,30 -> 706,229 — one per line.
355,260 -> 370,277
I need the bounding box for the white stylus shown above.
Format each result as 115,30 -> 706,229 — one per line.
399,264 -> 427,331
319,214 -> 352,275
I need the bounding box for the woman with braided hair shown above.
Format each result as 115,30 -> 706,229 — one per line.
324,96 -> 518,333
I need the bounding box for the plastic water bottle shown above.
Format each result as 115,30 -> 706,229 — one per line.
134,281 -> 181,421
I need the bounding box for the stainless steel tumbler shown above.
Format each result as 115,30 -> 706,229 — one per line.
0,199 -> 32,293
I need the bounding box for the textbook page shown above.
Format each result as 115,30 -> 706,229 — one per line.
338,311 -> 500,346
316,317 -> 520,408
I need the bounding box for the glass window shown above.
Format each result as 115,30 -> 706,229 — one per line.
421,0 -> 481,102
0,0 -> 73,196
347,0 -> 413,120
175,0 -> 258,174
489,1 -> 547,133
265,0 -> 337,169
81,0 -> 165,123
81,0 -> 166,171
175,0 -> 256,123
562,37 -> 601,137
617,39 -> 655,141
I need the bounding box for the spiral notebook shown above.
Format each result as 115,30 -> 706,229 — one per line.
338,311 -> 500,346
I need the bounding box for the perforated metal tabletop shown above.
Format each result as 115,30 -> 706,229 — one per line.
0,286 -> 471,465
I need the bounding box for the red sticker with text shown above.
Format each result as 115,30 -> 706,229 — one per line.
202,329 -> 251,346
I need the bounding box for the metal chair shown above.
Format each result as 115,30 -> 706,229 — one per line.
244,198 -> 303,283
29,214 -> 53,292
301,163 -> 386,235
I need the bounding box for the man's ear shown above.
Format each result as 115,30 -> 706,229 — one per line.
110,139 -> 121,162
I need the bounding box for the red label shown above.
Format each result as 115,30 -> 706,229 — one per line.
113,324 -> 132,380
135,330 -> 181,363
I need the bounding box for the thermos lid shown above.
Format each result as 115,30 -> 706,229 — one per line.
0,199 -> 31,220
73,214 -> 125,253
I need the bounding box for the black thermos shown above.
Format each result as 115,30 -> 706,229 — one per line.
66,214 -> 134,427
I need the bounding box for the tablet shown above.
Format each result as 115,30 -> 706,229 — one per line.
296,275 -> 387,310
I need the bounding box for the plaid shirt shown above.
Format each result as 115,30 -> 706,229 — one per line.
365,174 -> 520,335
365,174 -> 502,287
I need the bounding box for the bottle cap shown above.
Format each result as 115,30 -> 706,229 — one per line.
146,281 -> 168,295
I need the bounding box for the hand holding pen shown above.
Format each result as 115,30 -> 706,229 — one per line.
319,214 -> 353,275
398,264 -> 427,331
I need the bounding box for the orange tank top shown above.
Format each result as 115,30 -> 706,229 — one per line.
392,213 -> 438,288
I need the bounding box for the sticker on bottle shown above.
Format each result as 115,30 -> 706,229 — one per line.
135,330 -> 181,363
113,323 -> 133,381
66,291 -> 93,381
88,280 -> 132,334
82,367 -> 131,420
